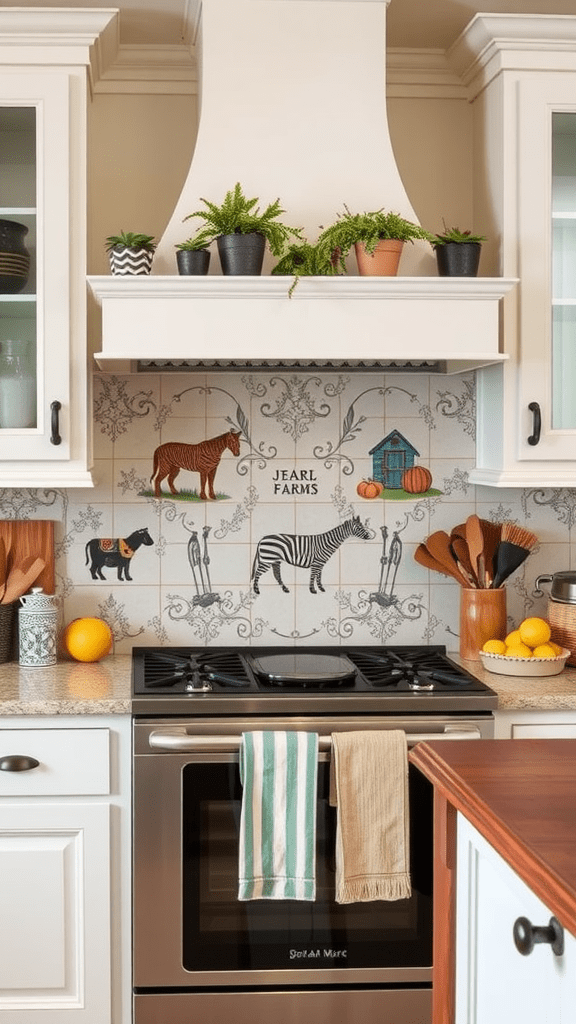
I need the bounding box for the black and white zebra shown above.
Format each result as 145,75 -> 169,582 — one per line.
251,515 -> 374,595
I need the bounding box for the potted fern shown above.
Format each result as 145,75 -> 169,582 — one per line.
183,182 -> 303,275
431,225 -> 487,277
317,206 -> 433,276
175,231 -> 211,275
271,239 -> 341,295
105,231 -> 156,275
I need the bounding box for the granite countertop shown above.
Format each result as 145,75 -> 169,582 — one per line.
1,651 -> 576,716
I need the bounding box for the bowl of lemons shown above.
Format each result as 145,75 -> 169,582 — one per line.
479,617 -> 570,676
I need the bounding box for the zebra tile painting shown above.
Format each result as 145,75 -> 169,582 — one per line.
251,515 -> 374,594
150,429 -> 241,499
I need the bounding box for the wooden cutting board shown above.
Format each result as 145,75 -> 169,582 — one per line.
0,520 -> 55,594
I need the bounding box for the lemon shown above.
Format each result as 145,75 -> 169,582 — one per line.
548,641 -> 564,656
505,629 -> 522,647
518,617 -> 551,648
482,639 -> 506,655
532,643 -> 559,659
63,617 -> 113,663
505,642 -> 533,659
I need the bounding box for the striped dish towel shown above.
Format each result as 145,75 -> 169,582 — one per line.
238,731 -> 319,901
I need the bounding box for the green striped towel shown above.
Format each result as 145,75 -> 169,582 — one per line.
238,731 -> 319,901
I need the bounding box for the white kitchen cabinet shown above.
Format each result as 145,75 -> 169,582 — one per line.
450,15 -> 576,486
0,9 -> 118,487
456,814 -> 576,1023
494,709 -> 576,739
0,716 -> 131,1024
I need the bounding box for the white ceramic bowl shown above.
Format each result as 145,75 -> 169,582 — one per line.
479,647 -> 571,677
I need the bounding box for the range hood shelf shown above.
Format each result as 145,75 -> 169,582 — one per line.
89,275 -> 516,375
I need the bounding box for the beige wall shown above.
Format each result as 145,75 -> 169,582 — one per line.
86,70 -> 475,273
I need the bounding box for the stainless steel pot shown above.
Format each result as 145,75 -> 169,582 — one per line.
535,571 -> 576,603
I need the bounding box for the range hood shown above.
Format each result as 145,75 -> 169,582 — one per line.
89,0 -> 515,373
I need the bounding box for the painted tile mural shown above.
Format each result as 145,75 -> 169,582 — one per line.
2,369 -> 576,653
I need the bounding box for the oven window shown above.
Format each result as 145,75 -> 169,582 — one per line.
182,762 -> 432,972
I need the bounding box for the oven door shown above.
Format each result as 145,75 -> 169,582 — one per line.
133,715 -> 489,990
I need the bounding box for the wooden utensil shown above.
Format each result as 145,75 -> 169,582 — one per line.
424,531 -> 470,587
414,543 -> 466,583
451,536 -> 478,587
466,514 -> 486,587
491,523 -> 538,589
0,521 -> 55,594
2,555 -> 46,605
0,537 -> 6,603
479,519 -> 502,587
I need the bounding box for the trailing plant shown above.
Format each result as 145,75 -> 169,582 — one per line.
271,240 -> 340,295
431,224 -> 487,246
184,182 -> 303,257
105,231 -> 156,253
317,206 -> 433,271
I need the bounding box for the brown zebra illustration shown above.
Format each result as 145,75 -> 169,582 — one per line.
150,429 -> 241,499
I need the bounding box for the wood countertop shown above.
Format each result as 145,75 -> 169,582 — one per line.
409,738 -> 576,1023
410,738 -> 576,936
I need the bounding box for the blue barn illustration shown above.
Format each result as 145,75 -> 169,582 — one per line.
369,430 -> 419,489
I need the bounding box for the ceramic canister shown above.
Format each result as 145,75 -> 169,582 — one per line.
18,587 -> 59,667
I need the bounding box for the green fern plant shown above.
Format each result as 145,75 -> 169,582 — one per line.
317,206 -> 433,271
184,182 -> 303,257
271,239 -> 341,295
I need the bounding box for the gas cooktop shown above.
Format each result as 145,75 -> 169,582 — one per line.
132,645 -> 498,715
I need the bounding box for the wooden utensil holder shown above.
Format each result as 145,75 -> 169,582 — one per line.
460,587 -> 507,661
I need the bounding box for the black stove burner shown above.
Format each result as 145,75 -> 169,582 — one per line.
134,643 -> 495,700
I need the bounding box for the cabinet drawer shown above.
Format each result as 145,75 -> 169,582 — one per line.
0,728 -> 110,795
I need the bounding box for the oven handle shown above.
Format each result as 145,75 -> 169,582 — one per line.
147,725 -> 482,752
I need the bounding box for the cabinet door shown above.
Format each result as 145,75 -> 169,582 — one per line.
0,802 -> 110,1024
456,815 -> 576,1024
0,73 -> 70,463
517,75 -> 576,462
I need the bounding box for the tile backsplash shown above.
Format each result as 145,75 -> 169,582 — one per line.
3,370 -> 576,654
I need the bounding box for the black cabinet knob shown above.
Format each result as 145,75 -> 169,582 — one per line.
0,754 -> 40,772
513,915 -> 564,957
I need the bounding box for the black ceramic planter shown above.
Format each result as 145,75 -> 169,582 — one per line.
217,232 -> 266,275
435,241 -> 481,277
176,248 -> 211,275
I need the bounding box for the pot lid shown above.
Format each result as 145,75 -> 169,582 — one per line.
249,652 -> 357,686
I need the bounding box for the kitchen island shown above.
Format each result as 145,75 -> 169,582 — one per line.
410,738 -> 576,1024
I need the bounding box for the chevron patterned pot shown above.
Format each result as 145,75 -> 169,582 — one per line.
108,246 -> 154,276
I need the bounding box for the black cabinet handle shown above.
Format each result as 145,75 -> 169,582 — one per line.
513,915 -> 564,957
0,754 -> 40,772
50,400 -> 62,445
527,402 -> 541,446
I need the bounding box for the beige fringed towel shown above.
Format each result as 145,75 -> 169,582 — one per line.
329,730 -> 411,903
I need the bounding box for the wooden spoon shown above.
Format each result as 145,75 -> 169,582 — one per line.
451,536 -> 478,587
479,519 -> 502,587
466,515 -> 485,588
3,555 -> 46,605
0,537 -> 6,603
424,531 -> 470,587
414,543 -> 464,582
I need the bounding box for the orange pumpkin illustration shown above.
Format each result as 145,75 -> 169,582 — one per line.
402,466 -> 433,494
356,478 -> 384,499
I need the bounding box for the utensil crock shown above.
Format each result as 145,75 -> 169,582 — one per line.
459,586 -> 507,662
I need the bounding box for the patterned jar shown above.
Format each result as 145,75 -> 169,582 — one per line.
18,587 -> 59,667
0,219 -> 31,294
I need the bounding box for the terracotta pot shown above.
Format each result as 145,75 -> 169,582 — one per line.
459,587 -> 507,661
354,238 -> 404,276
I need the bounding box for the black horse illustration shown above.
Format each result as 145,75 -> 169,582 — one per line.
85,527 -> 154,581
252,515 -> 373,594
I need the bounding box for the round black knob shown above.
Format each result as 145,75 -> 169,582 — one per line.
513,915 -> 564,957
0,754 -> 40,772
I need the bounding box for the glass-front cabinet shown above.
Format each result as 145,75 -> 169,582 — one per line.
0,11 -> 118,487
451,16 -> 576,486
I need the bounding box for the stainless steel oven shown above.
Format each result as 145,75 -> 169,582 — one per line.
131,645 -> 497,1024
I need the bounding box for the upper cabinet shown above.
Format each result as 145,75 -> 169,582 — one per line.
0,10 -> 118,487
450,15 -> 576,487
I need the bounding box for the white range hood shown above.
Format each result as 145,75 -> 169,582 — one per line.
89,0 -> 515,373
